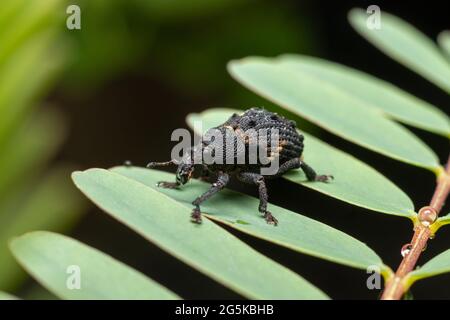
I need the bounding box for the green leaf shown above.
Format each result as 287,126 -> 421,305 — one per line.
228,57 -> 440,171
63,0 -> 152,91
403,290 -> 414,300
10,231 -> 179,300
0,0 -> 64,66
72,169 -> 328,299
0,0 -> 68,148
278,54 -> 450,137
434,213 -> 450,233
0,31 -> 67,146
407,249 -> 450,288
187,108 -> 415,219
0,110 -> 65,197
438,31 -> 450,59
113,166 -> 388,274
348,8 -> 450,94
21,284 -> 57,300
438,214 -> 450,224
0,167 -> 86,290
0,291 -> 18,300
0,0 -> 78,292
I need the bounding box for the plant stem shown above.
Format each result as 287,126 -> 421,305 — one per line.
381,155 -> 450,300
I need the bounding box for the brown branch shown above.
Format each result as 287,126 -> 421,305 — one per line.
381,155 -> 450,300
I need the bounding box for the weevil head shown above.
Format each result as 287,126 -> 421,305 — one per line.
175,157 -> 194,185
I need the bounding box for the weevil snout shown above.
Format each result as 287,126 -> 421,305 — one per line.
176,163 -> 194,185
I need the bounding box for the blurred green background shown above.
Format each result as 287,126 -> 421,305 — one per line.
0,0 -> 448,299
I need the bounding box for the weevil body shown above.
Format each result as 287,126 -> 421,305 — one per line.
148,108 -> 332,225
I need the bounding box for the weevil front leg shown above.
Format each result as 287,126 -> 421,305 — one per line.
237,172 -> 278,225
146,159 -> 180,189
191,172 -> 229,224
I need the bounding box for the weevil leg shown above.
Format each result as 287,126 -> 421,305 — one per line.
191,172 -> 229,224
270,158 -> 301,178
237,172 -> 278,226
265,156 -> 332,182
146,159 -> 178,168
299,160 -> 333,182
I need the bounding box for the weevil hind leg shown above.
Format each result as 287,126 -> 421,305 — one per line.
271,156 -> 332,182
270,158 -> 301,178
299,160 -> 333,182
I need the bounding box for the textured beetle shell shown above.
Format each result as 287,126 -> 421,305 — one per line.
200,108 -> 304,174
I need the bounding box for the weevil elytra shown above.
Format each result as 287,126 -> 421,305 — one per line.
148,108 -> 332,225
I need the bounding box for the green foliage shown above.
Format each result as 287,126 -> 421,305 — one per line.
10,231 -> 179,300
113,166 -> 386,272
0,291 -> 18,300
6,7 -> 450,300
64,0 -> 154,91
436,213 -> 450,231
187,109 -> 415,219
0,0 -> 85,291
228,57 -> 441,171
0,167 -> 85,289
64,0 -> 313,100
348,9 -> 450,94
136,0 -> 250,21
407,249 -> 450,287
438,31 -> 450,58
278,55 -> 449,137
72,169 -> 328,299
0,112 -> 64,197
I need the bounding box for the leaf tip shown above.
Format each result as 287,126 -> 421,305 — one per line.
347,7 -> 365,23
71,170 -> 82,179
8,231 -> 49,259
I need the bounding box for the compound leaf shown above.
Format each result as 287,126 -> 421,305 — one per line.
72,169 -> 328,299
348,8 -> 450,94
113,166 -> 389,275
228,57 -> 440,171
277,54 -> 450,137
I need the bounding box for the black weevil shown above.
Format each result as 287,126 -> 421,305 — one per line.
148,108 -> 332,225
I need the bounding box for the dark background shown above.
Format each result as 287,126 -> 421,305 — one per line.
38,0 -> 450,299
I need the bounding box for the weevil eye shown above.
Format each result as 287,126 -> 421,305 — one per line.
175,170 -> 186,185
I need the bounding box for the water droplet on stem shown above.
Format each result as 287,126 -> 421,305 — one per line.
418,206 -> 437,227
401,244 -> 413,257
